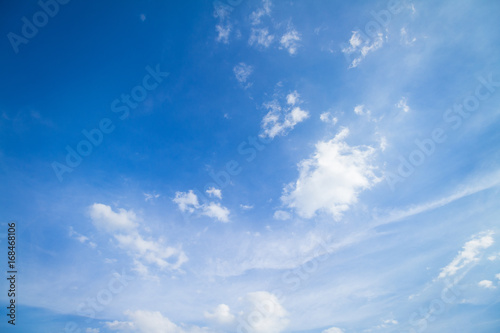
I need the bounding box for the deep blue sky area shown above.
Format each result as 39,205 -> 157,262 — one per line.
1,1 -> 500,332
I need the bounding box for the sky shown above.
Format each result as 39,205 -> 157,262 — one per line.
1,0 -> 500,332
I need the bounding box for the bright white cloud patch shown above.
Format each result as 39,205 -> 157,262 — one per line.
202,202 -> 230,222
89,203 -> 137,231
173,190 -> 230,222
238,292 -> 289,333
173,190 -> 200,213
320,112 -> 338,125
233,63 -> 253,84
249,28 -> 275,48
260,91 -> 309,139
396,97 -> 410,112
204,304 -> 236,325
206,187 -> 222,199
322,328 -> 344,333
88,204 -> 188,273
438,231 -> 494,279
478,280 -> 495,289
496,273 -> 500,280
281,128 -> 380,219
341,31 -> 384,68
280,28 -> 301,55
105,310 -> 200,333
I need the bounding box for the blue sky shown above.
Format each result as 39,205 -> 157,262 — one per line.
1,0 -> 500,332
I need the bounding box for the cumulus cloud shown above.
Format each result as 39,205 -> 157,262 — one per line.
233,63 -> 253,84
202,202 -> 230,223
478,280 -> 495,289
237,292 -> 289,333
260,91 -> 309,139
281,128 -> 381,219
341,31 -> 384,68
438,231 -> 494,279
106,310 -> 199,333
204,304 -> 235,325
173,190 -> 230,223
173,190 -> 200,213
280,28 -> 301,55
206,187 -> 222,199
89,203 -> 137,231
249,28 -> 275,48
88,204 -> 188,273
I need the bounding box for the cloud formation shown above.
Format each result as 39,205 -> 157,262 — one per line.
281,128 -> 381,219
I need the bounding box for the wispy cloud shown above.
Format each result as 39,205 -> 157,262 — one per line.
260,90 -> 309,138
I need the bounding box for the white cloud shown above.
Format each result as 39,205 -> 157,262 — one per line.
379,136 -> 388,151
233,63 -> 253,84
89,203 -> 137,231
88,204 -> 188,273
238,292 -> 289,333
240,204 -> 254,210
206,187 -> 222,199
249,28 -> 274,48
496,273 -> 500,280
353,104 -> 370,116
478,280 -> 495,289
320,112 -> 338,125
250,0 -> 272,25
216,24 -> 231,43
273,210 -> 291,220
86,329 -> 100,333
280,28 -> 301,55
281,128 -> 380,219
341,31 -> 384,68
438,231 -> 494,279
202,202 -> 230,223
396,97 -> 410,112
322,328 -> 344,333
214,2 -> 232,43
144,192 -> 160,202
204,304 -> 235,325
173,190 -> 230,223
173,190 -> 200,213
286,91 -> 299,105
106,310 -> 189,333
260,92 -> 310,139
